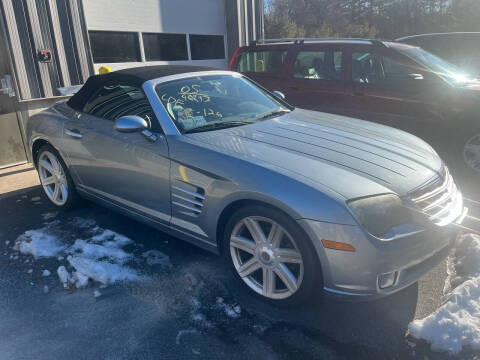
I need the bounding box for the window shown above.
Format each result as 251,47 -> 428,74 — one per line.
382,56 -> 416,78
189,35 -> 225,60
142,33 -> 188,61
352,52 -> 379,83
82,84 -> 158,130
89,31 -> 141,63
155,75 -> 288,133
352,51 -> 424,86
293,50 -> 343,80
236,50 -> 287,73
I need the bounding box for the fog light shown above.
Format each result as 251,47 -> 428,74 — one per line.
378,271 -> 397,289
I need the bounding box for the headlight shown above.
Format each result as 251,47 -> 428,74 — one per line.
347,194 -> 414,238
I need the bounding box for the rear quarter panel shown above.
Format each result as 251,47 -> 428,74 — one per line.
27,102 -> 72,164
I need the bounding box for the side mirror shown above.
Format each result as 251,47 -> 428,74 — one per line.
272,90 -> 285,100
114,115 -> 148,133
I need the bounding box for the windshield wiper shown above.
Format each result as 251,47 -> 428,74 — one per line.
183,121 -> 252,134
255,109 -> 291,121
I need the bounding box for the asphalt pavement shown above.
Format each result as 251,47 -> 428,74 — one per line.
0,179 -> 478,359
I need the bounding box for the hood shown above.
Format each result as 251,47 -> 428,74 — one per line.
457,80 -> 480,93
186,109 -> 442,199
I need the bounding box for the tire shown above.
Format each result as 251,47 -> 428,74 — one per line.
450,126 -> 480,200
223,205 -> 321,307
36,144 -> 80,210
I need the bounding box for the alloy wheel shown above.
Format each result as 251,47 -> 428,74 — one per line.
464,133 -> 480,173
230,216 -> 304,299
38,151 -> 68,206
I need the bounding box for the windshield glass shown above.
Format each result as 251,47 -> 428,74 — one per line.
400,47 -> 474,85
155,74 -> 290,133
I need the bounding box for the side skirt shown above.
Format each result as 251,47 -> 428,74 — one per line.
76,188 -> 220,255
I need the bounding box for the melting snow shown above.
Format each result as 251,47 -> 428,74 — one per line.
42,269 -> 51,277
14,228 -> 66,258
41,212 -> 57,221
215,297 -> 241,318
68,256 -> 140,285
409,234 -> 480,354
57,266 -> 70,288
142,249 -> 171,268
14,218 -> 152,290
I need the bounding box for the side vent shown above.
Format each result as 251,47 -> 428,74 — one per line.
172,183 -> 205,217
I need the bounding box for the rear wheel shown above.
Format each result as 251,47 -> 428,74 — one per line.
36,145 -> 79,209
223,205 -> 320,306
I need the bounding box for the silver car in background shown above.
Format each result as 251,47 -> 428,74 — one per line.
27,66 -> 467,305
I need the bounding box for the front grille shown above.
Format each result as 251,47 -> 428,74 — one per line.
407,167 -> 465,226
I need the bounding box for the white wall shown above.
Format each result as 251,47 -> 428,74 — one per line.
83,0 -> 228,71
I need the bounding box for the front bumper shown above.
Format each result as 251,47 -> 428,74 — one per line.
298,219 -> 460,300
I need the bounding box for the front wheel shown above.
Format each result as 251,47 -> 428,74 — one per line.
36,144 -> 79,209
450,128 -> 480,199
223,205 -> 320,307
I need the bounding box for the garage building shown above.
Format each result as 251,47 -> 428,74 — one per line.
0,0 -> 263,169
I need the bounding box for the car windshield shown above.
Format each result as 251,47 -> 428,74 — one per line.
400,47 -> 474,85
155,74 -> 290,133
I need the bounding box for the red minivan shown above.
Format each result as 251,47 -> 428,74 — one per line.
230,38 -> 480,197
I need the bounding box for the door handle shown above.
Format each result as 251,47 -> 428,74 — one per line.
65,128 -> 83,139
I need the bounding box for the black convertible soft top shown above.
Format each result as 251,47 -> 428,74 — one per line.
67,65 -> 216,111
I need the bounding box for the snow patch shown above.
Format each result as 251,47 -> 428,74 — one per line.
57,266 -> 70,288
41,212 -> 57,221
142,249 -> 171,268
42,269 -> 51,277
68,256 -> 140,286
409,234 -> 480,354
14,228 -> 66,258
215,297 -> 241,318
15,220 -> 143,289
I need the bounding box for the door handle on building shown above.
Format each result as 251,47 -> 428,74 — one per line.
65,128 -> 83,139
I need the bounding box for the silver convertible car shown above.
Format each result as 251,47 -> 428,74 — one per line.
27,65 -> 467,305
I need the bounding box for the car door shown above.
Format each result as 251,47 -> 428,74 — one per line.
62,83 -> 171,224
282,45 -> 349,115
343,46 -> 444,139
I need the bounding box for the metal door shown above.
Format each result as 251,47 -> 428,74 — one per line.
0,31 -> 26,168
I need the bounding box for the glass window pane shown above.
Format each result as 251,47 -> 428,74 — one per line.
142,33 -> 188,61
89,31 -> 141,63
382,56 -> 414,77
82,85 -> 157,129
352,52 -> 378,83
236,50 -> 287,73
189,35 -> 225,60
155,75 -> 287,133
293,50 -> 342,80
